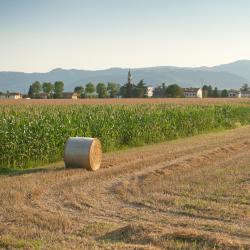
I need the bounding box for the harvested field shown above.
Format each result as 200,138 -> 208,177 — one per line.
1,97 -> 250,106
0,126 -> 250,249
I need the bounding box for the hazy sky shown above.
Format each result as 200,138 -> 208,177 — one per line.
0,0 -> 250,72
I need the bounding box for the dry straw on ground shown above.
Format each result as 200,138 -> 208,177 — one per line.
64,137 -> 102,171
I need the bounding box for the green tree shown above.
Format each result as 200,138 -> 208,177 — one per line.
221,89 -> 228,97
107,82 -> 120,98
134,79 -> 147,98
126,82 -> 133,98
153,86 -> 163,97
120,83 -> 134,98
96,83 -> 108,98
207,85 -> 213,97
42,82 -> 54,98
240,84 -> 249,91
202,85 -> 209,98
165,84 -> 184,98
74,86 -> 85,98
85,82 -> 95,96
213,87 -> 219,98
28,81 -> 42,98
119,85 -> 126,98
28,85 -> 33,97
54,81 -> 64,98
153,83 -> 167,97
120,72 -> 135,98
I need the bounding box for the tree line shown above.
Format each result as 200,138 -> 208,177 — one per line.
153,84 -> 184,98
28,81 -> 121,98
153,84 -> 223,98
27,80 -> 149,98
202,85 -> 225,98
120,79 -> 149,98
24,81 -> 250,99
152,84 -> 226,98
202,83 -> 249,97
28,81 -> 64,98
153,83 -> 250,98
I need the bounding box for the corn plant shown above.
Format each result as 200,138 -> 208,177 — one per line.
1,104 -> 250,169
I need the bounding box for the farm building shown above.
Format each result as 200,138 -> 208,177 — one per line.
39,93 -> 48,99
240,90 -> 250,98
146,86 -> 154,98
228,90 -> 241,98
62,92 -> 78,99
183,88 -> 203,98
0,92 -> 22,99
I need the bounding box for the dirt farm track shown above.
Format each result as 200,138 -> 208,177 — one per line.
1,97 -> 250,105
0,126 -> 250,249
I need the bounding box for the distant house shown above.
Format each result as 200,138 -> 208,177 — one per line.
0,92 -> 22,99
62,92 -> 78,99
9,93 -> 22,99
228,90 -> 241,98
146,86 -> 154,98
183,88 -> 203,98
240,90 -> 250,98
39,93 -> 48,99
22,94 -> 31,99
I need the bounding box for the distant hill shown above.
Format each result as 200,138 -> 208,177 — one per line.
211,60 -> 250,81
0,60 -> 249,93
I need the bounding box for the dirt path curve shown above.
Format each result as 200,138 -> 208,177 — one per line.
1,126 -> 250,249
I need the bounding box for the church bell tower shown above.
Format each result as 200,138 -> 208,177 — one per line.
128,69 -> 132,85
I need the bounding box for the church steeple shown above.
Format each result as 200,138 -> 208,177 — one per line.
128,69 -> 132,85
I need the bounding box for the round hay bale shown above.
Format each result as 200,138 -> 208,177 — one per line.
64,137 -> 102,171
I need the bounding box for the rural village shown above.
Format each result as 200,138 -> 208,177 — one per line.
1,70 -> 250,100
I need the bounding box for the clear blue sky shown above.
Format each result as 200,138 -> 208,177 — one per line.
0,0 -> 250,72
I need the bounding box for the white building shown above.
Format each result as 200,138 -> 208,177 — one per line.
183,88 -> 203,98
146,86 -> 154,98
240,90 -> 250,98
228,90 -> 241,98
62,92 -> 78,99
39,93 -> 48,99
0,93 -> 22,99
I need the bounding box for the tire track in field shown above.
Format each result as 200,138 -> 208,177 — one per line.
103,139 -> 250,192
65,134 -> 250,214
43,129 -> 250,214
95,139 -> 250,218
96,139 -> 250,247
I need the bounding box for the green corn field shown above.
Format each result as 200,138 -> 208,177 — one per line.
1,104 -> 250,169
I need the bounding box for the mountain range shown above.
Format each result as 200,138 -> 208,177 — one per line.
0,60 -> 250,93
